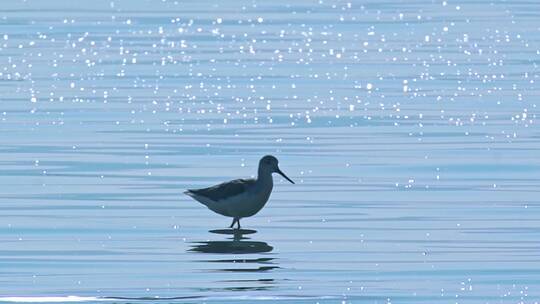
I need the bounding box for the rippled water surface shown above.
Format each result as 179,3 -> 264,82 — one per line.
1,0 -> 539,303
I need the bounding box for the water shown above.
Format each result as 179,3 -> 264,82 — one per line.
1,0 -> 539,303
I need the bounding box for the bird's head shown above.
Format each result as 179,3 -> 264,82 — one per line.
259,155 -> 295,184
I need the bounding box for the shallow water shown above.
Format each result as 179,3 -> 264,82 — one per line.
1,0 -> 539,303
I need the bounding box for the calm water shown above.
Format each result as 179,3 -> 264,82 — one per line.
1,0 -> 539,303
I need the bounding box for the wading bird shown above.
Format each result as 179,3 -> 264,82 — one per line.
185,155 -> 295,229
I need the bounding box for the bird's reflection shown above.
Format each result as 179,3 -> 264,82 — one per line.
190,229 -> 273,254
189,229 -> 278,274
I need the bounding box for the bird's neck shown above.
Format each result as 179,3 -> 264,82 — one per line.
256,168 -> 273,187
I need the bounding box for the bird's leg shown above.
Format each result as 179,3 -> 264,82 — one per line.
229,218 -> 236,229
236,218 -> 241,229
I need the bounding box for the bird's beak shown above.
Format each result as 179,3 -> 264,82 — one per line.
276,167 -> 295,184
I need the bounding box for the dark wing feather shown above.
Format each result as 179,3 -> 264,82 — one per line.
186,179 -> 255,202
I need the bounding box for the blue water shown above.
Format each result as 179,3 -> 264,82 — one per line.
1,0 -> 539,303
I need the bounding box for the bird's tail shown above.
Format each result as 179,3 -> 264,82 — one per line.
184,190 -> 215,209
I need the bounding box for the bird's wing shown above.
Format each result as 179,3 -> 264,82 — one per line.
186,179 -> 255,202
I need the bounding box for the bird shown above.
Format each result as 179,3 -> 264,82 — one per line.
184,155 -> 295,229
